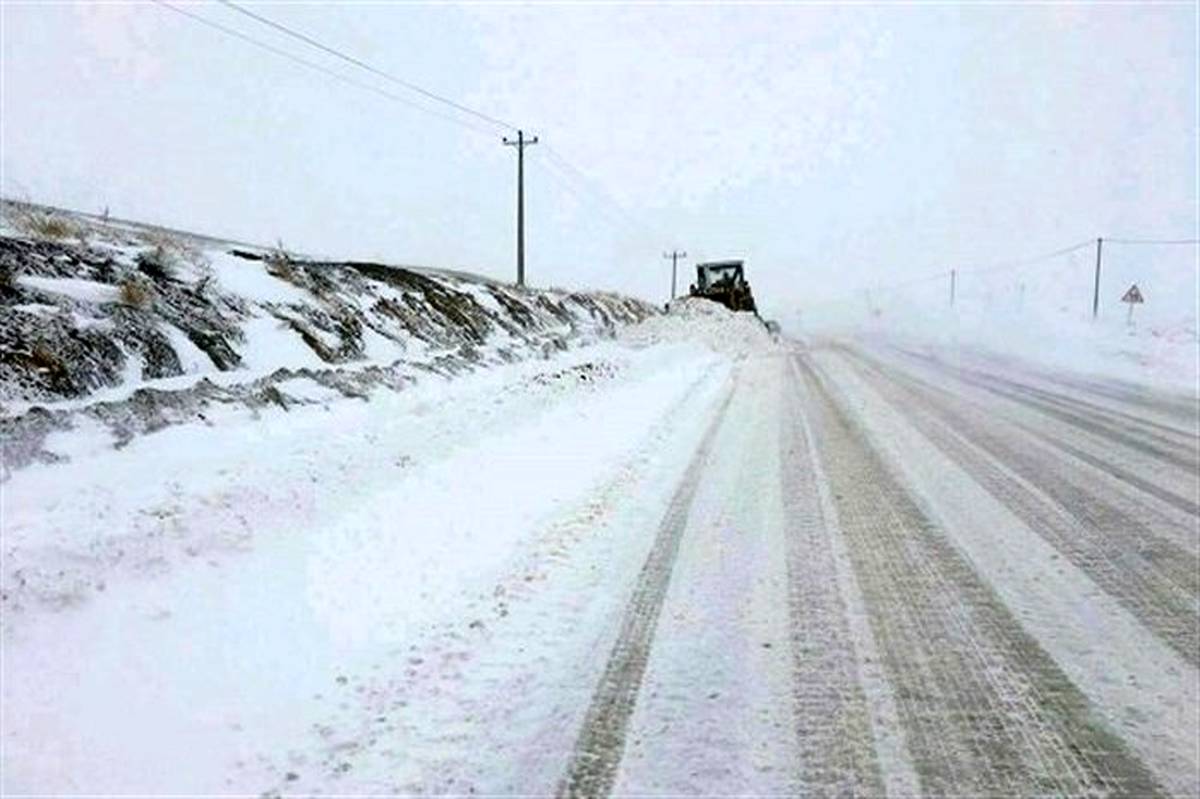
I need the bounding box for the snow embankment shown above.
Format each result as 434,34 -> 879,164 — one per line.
0,206 -> 656,474
1,287 -> 774,794
620,296 -> 776,357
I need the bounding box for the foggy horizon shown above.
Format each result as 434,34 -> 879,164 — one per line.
3,3 -> 1196,319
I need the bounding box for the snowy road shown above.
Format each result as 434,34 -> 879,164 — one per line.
561,343 -> 1197,797
3,333 -> 1198,796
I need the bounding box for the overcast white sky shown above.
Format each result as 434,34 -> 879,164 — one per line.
2,2 -> 1196,318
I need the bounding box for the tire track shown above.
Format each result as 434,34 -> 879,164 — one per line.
892,346 -> 1199,437
1051,375 -> 1198,430
967,349 -> 1199,429
995,377 -> 1196,445
898,349 -> 1199,473
857,344 -> 1200,539
557,384 -> 735,799
1034,433 -> 1199,519
967,374 -> 1197,469
839,347 -> 1199,667
778,363 -> 887,796
795,352 -> 1166,797
888,347 -> 1200,519
856,346 -> 1199,533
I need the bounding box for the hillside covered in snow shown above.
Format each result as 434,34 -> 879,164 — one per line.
0,201 -> 655,473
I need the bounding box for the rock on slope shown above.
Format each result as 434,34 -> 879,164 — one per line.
0,203 -> 656,474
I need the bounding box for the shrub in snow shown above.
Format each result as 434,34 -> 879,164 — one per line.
118,277 -> 154,309
136,246 -> 178,282
5,204 -> 83,243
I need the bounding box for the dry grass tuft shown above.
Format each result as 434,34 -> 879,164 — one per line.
118,277 -> 154,309
265,239 -> 304,285
136,245 -> 178,281
138,229 -> 206,271
5,203 -> 84,242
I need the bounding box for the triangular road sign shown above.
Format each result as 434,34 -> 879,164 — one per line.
1121,283 -> 1145,304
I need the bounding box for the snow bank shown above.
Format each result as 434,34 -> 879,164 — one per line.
0,205 -> 659,473
619,296 -> 777,358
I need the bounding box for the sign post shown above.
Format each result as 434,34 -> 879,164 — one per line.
1120,283 -> 1144,325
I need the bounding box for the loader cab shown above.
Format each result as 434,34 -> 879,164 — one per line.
695,261 -> 745,292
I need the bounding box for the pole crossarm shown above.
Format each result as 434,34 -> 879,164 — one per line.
503,135 -> 539,148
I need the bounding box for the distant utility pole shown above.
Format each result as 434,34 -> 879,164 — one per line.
503,129 -> 539,287
1092,237 -> 1103,319
664,250 -> 687,301
950,269 -> 956,307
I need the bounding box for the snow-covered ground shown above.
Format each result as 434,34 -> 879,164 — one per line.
798,241 -> 1199,392
2,297 -> 777,794
4,301 -> 1198,795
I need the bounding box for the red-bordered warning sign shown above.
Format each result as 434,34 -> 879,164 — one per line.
1121,284 -> 1145,304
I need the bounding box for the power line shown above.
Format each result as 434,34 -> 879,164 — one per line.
807,237 -> 1099,311
158,1 -> 662,274
1104,237 -> 1200,245
150,0 -> 498,137
542,143 -> 659,242
810,231 -> 1198,317
215,0 -> 517,133
547,143 -> 652,231
959,238 -> 1094,276
532,154 -> 651,238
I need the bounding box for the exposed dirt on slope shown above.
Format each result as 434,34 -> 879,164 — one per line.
0,209 -> 656,477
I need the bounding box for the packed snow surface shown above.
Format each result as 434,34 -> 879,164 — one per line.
1,293 -> 770,794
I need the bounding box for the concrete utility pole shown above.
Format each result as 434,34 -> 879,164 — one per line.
1092,237 -> 1103,319
950,269 -> 956,307
664,250 -> 687,301
503,129 -> 539,287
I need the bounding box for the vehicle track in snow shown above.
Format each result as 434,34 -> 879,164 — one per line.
794,352 -> 1166,797
1050,374 -> 1198,430
777,362 -> 887,796
889,348 -> 1200,522
895,348 -> 1200,477
935,348 -> 1199,431
557,384 -> 735,798
837,347 -> 1200,667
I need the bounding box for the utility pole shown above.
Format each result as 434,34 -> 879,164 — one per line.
950,269 -> 956,307
664,250 -> 687,302
1092,237 -> 1103,319
503,129 -> 538,287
